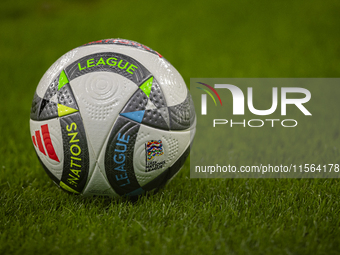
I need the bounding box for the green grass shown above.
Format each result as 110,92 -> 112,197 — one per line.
2,178 -> 340,254
1,0 -> 340,254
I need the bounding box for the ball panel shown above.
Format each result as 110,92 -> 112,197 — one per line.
120,88 -> 149,113
57,83 -> 79,111
43,75 -> 59,101
81,39 -> 163,58
36,42 -> 186,107
119,75 -> 171,130
64,52 -> 151,86
141,108 -> 170,130
30,92 -> 41,121
148,78 -> 167,108
36,50 -> 77,98
30,73 -> 79,121
59,112 -> 90,194
69,72 -> 138,161
38,100 -> 58,120
168,90 -> 196,130
82,163 -> 117,197
141,145 -> 191,192
36,156 -> 60,185
132,124 -> 192,187
59,112 -> 90,193
104,116 -> 142,196
99,46 -> 188,107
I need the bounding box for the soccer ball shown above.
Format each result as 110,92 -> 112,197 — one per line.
29,39 -> 196,197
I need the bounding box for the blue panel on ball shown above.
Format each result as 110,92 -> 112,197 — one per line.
120,110 -> 145,123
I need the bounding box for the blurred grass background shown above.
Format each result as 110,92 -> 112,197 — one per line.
1,0 -> 340,254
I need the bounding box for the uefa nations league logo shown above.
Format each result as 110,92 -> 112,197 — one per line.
145,140 -> 165,172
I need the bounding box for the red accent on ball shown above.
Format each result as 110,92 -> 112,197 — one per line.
41,124 -> 60,162
35,130 -> 46,155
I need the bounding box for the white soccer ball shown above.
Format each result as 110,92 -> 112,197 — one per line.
29,39 -> 196,197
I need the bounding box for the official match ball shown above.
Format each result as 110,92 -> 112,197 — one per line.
29,39 -> 196,197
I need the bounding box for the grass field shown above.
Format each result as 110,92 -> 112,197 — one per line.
1,0 -> 340,254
